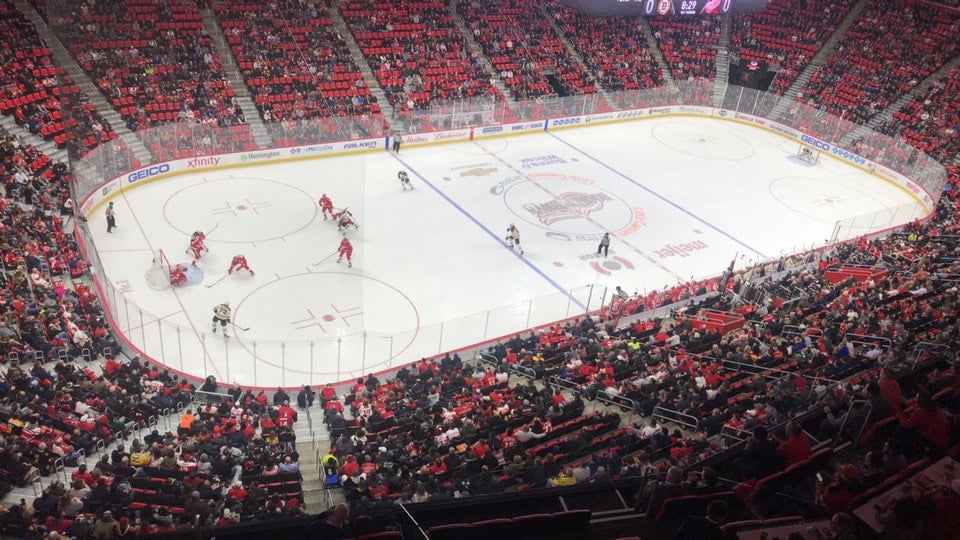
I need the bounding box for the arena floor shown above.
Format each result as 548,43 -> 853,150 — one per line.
87,117 -> 927,388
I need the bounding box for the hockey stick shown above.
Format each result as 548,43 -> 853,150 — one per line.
205,223 -> 220,237
312,249 -> 339,267
235,324 -> 250,331
204,274 -> 229,288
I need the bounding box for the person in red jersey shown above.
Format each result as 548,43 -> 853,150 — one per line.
187,231 -> 208,266
169,263 -> 187,287
318,193 -> 334,220
228,254 -> 254,275
337,236 -> 353,268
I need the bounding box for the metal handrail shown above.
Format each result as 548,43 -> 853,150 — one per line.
912,341 -> 956,369
780,324 -> 822,339
548,375 -> 582,395
842,333 -> 892,351
832,399 -> 872,449
507,363 -> 537,381
596,393 -> 636,413
477,352 -> 500,368
651,406 -> 701,431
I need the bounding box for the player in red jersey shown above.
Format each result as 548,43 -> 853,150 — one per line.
169,263 -> 187,287
318,194 -> 334,220
228,254 -> 254,275
187,230 -> 208,265
337,237 -> 353,267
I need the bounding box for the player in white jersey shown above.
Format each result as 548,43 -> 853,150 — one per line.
336,209 -> 358,231
505,224 -> 524,255
398,170 -> 412,190
212,302 -> 231,337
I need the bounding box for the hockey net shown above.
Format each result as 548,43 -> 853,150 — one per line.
144,249 -> 174,290
797,145 -> 820,165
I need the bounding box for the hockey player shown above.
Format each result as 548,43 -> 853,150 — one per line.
169,263 -> 187,287
336,209 -> 358,231
318,194 -> 334,220
187,231 -> 209,265
398,170 -> 412,190
505,223 -> 524,255
337,236 -> 354,268
212,301 -> 231,337
228,254 -> 254,275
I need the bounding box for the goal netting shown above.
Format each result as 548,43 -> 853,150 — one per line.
144,249 -> 175,290
797,145 -> 820,165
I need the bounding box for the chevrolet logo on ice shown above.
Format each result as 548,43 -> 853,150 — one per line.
460,167 -> 498,178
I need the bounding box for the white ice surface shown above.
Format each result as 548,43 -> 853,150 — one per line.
87,117 -> 925,387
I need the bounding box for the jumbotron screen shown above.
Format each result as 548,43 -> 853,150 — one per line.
557,0 -> 768,17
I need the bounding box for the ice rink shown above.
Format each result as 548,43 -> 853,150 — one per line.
87,116 -> 927,387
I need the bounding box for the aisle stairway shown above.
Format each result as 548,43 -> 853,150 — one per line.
12,0 -> 152,165
0,350 -> 340,513
329,2 -> 400,134
767,0 -> 870,121
637,18 -> 677,92
841,52 -> 960,146
712,15 -> 732,107
199,8 -> 274,149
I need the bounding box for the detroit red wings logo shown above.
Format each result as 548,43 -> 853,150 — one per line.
522,192 -> 612,225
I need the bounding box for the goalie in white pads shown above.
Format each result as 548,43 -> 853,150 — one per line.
506,224 -> 524,255
212,301 -> 231,337
398,170 -> 412,190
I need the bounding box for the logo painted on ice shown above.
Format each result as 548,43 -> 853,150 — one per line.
654,240 -> 709,259
522,192 -> 612,226
461,167 -> 498,178
519,154 -> 567,169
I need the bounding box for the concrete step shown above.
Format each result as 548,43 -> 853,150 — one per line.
302,478 -> 325,491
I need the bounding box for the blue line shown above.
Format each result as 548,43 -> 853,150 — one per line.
549,133 -> 768,260
392,153 -> 588,311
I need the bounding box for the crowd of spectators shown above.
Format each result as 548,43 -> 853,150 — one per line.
50,0 -> 255,160
0,0 -> 121,161
458,0 -> 596,100
212,0 -> 388,145
646,15 -> 720,82
546,1 -> 664,93
340,0 -> 505,133
729,0 -> 855,95
879,63 -> 960,165
797,0 -> 960,126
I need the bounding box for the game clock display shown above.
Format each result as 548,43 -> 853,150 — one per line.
557,0 -> 768,17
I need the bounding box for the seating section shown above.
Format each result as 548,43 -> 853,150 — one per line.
52,0 -> 253,157
883,63 -> 960,164
0,0 -> 118,157
729,0 -> 855,95
647,16 -> 720,82
546,1 -> 664,92
457,0 -> 595,99
211,1 -> 386,146
339,0 -> 505,132
796,0 -> 960,125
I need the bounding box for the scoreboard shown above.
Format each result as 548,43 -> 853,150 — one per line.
557,0 -> 768,17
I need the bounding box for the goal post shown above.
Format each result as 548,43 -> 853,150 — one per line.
144,249 -> 175,290
797,144 -> 820,165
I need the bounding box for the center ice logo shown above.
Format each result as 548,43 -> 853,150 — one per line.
522,192 -> 612,225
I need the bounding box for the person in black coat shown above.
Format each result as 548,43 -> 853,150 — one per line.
297,385 -> 316,409
674,500 -> 732,539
